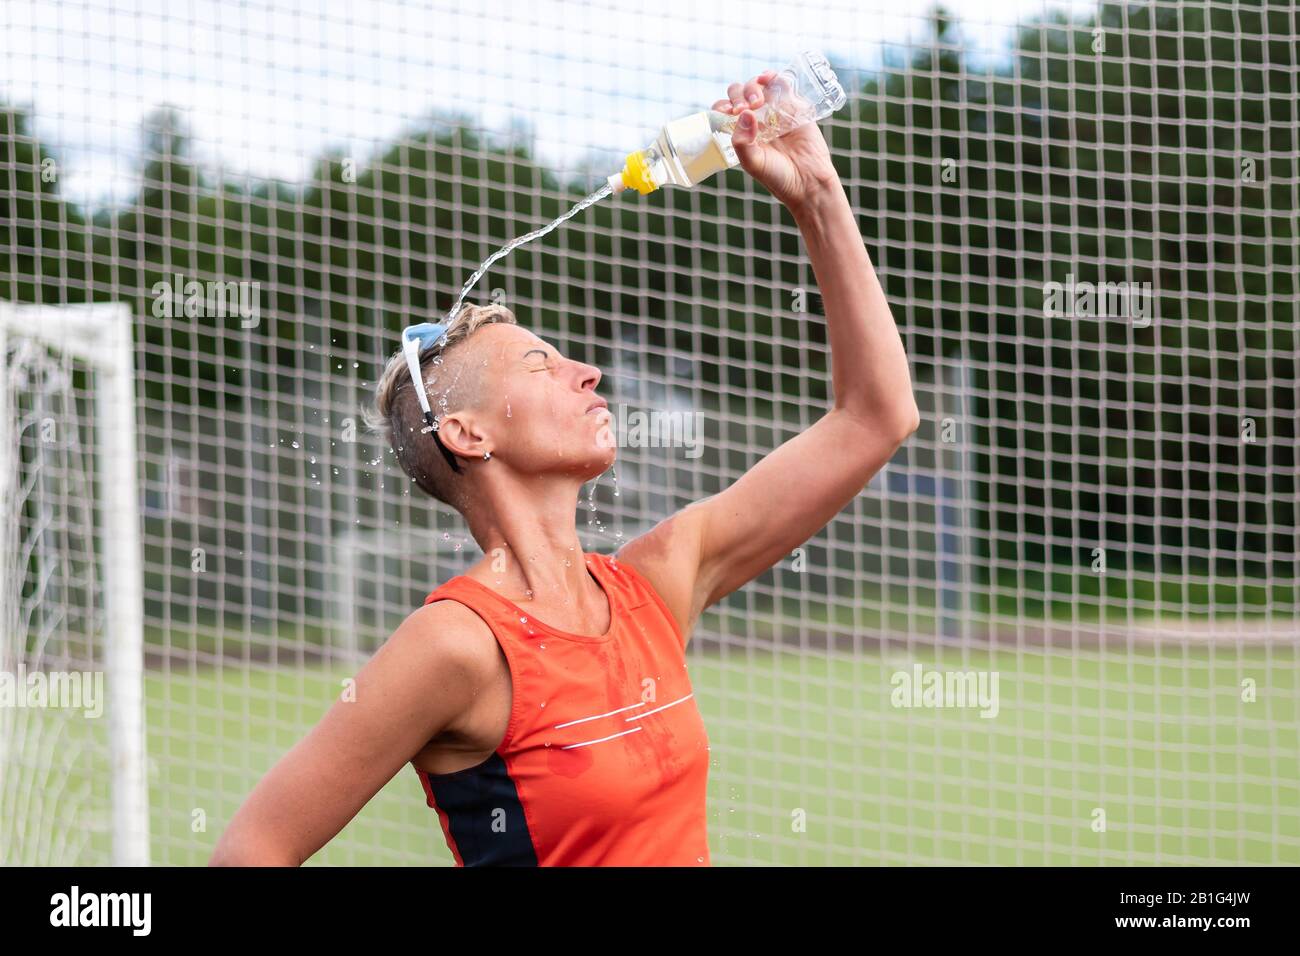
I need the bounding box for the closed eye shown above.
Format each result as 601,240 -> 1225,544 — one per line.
523,348 -> 554,372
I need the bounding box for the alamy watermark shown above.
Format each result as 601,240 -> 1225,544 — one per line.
596,403 -> 704,459
890,663 -> 1000,718
50,886 -> 151,936
1042,273 -> 1153,327
0,667 -> 104,718
151,272 -> 260,327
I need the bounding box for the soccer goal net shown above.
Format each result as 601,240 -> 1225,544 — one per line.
0,0 -> 1296,865
0,303 -> 147,865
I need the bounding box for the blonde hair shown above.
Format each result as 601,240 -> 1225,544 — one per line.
365,302 -> 518,505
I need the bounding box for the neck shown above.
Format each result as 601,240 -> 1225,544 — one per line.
460,469 -> 603,605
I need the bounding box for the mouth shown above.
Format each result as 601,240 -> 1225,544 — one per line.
585,399 -> 609,416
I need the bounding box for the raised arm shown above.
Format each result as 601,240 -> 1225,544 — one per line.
208,601 -> 492,865
618,71 -> 918,635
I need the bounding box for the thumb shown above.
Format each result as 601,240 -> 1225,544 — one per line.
730,109 -> 757,147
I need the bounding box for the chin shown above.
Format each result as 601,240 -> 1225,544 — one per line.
592,420 -> 617,459
553,440 -> 616,481
587,444 -> 618,475
552,419 -> 617,479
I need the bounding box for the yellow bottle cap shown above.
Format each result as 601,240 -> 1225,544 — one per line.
617,149 -> 657,195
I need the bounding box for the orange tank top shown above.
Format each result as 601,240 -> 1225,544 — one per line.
414,551 -> 711,866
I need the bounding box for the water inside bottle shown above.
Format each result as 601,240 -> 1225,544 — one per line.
445,182 -> 613,325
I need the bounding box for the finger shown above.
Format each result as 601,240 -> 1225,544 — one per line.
728,82 -> 747,112
755,69 -> 778,86
711,98 -> 732,113
742,78 -> 764,107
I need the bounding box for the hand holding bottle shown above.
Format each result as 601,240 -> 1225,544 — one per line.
711,68 -> 842,213
607,51 -> 846,201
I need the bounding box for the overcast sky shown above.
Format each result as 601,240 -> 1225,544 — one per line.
2,0 -> 1098,204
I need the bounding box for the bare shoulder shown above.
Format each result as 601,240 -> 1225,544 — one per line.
380,598 -> 499,683
362,598 -> 509,755
614,503 -> 710,644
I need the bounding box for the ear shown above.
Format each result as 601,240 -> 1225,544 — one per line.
436,413 -> 488,461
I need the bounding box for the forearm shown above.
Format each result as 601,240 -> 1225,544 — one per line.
791,182 -> 918,434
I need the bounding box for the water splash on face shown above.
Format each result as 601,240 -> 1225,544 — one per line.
424,333 -> 476,439
582,465 -> 626,562
584,475 -> 607,537
608,466 -> 625,553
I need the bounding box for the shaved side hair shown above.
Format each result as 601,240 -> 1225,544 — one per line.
365,303 -> 517,506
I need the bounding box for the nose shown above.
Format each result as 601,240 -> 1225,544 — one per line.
574,360 -> 601,394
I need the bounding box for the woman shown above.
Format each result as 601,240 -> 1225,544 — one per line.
210,69 -> 918,866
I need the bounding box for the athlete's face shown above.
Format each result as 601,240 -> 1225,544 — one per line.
468,323 -> 616,480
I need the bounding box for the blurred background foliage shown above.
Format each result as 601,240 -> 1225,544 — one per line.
2,0 -> 1295,635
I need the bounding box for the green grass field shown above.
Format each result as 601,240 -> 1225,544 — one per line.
10,640 -> 1296,865
99,641 -> 1294,866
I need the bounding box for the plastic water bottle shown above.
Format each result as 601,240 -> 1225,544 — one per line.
607,50 -> 847,195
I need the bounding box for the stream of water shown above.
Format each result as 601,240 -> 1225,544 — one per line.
444,182 -> 614,325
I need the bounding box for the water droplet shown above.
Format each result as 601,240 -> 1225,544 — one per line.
519,616 -> 528,624
291,441 -> 300,449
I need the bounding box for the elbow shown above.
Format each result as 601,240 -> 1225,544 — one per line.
842,400 -> 919,447
207,834 -> 246,867
895,402 -> 921,443
209,828 -> 300,867
208,846 -> 240,867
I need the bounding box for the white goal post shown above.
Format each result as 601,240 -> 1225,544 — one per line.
0,302 -> 148,866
